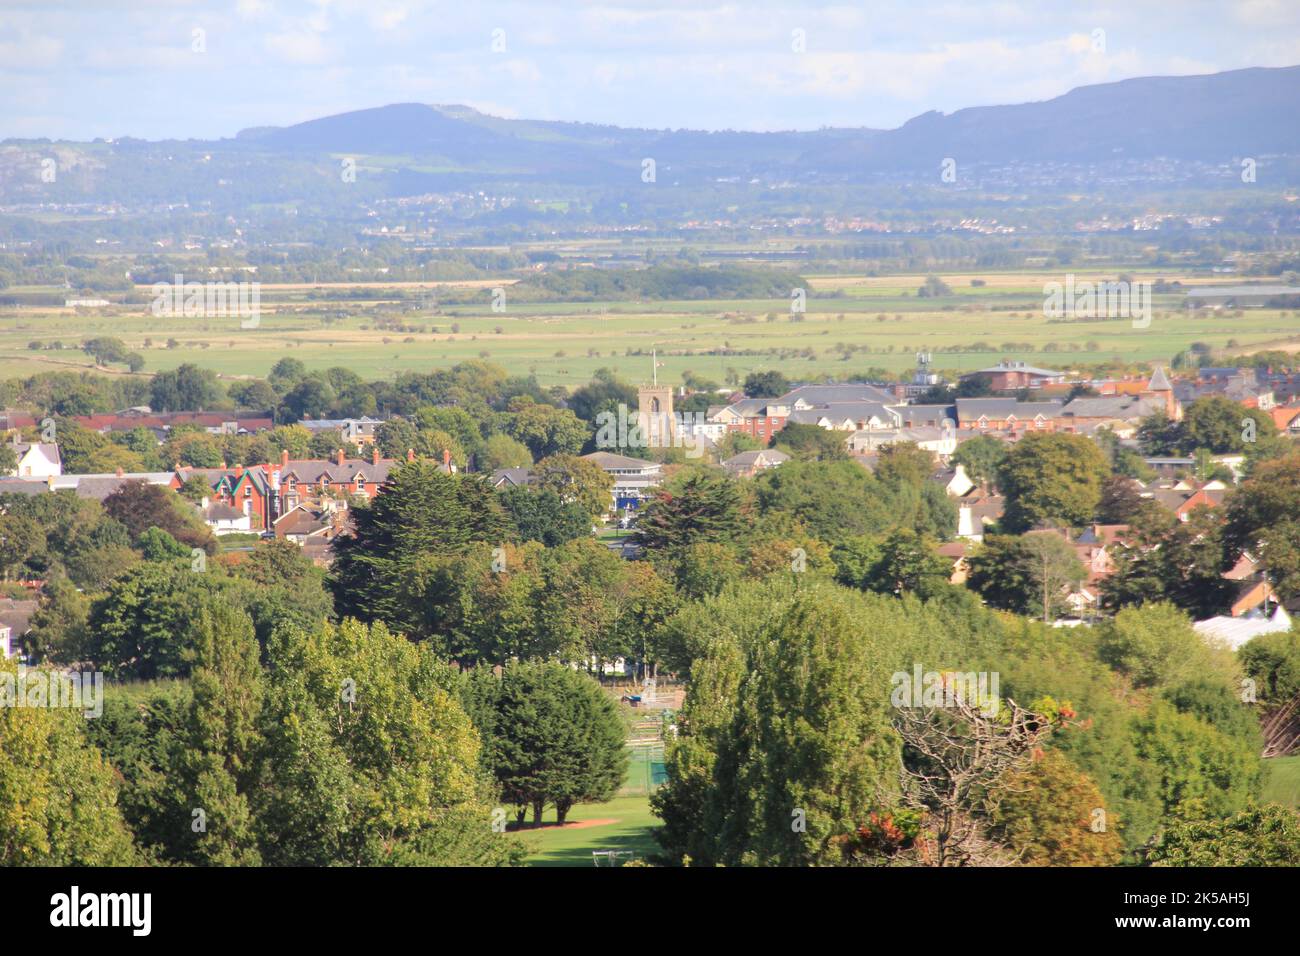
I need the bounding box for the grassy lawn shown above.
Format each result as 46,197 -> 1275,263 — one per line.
520,709 -> 667,866
520,794 -> 661,867
1262,755 -> 1300,809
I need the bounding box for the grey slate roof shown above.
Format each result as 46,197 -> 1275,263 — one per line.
955,398 -> 1063,422
779,383 -> 896,406
897,404 -> 955,427
491,467 -> 534,487
1059,395 -> 1167,419
0,479 -> 52,496
786,401 -> 900,426
279,459 -> 396,484
722,449 -> 790,473
1147,367 -> 1173,391
203,501 -> 245,521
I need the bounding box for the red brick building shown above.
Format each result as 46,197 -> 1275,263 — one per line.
174,448 -> 407,531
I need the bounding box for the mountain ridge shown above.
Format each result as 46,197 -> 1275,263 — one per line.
223,64 -> 1300,169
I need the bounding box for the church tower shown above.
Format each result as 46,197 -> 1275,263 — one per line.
637,351 -> 675,449
1146,367 -> 1180,420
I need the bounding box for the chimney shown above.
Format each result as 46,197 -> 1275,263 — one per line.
406,447 -> 415,462
336,448 -> 345,466
372,448 -> 380,466
442,448 -> 451,472
281,449 -> 289,468
235,464 -> 244,477
115,467 -> 123,477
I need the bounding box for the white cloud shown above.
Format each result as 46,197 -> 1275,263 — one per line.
264,30 -> 332,64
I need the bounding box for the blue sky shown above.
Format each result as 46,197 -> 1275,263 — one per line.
3,0 -> 1299,140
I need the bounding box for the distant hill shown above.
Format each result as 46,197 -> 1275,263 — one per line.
3,64 -> 1298,209
230,65 -> 1300,172
233,101 -> 862,178
815,65 -> 1300,170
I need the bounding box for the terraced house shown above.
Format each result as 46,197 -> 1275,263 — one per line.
173,448 -> 405,530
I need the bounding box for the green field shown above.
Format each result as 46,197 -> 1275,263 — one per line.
519,700 -> 667,866
521,751 -> 664,867
1263,755 -> 1300,809
521,794 -> 662,867
5,269 -> 1297,388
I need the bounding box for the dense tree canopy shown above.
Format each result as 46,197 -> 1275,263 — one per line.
463,662 -> 627,825
999,432 -> 1111,532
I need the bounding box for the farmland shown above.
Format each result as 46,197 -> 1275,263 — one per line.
3,268 -> 1296,388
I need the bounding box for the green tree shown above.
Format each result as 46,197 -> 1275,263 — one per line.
150,363 -> 223,411
1096,603 -> 1233,691
998,431 -> 1110,532
1224,452 -> 1300,598
653,581 -> 906,866
81,335 -> 131,366
0,656 -> 138,865
465,661 -> 628,825
772,422 -> 848,460
1147,803 -> 1300,866
967,531 -> 1086,622
24,576 -> 93,664
1131,700 -> 1262,820
258,619 -> 522,865
754,459 -> 894,545
531,454 -> 613,521
137,526 -> 191,562
567,368 -> 638,423
181,599 -> 264,866
743,370 -> 790,398
329,462 -> 510,637
834,529 -> 951,599
1182,396 -> 1277,454
504,397 -> 588,459
499,486 -> 590,547
951,434 -> 1007,488
635,471 -> 746,555
479,432 -> 533,471
1100,508 -> 1232,618
989,749 -> 1123,865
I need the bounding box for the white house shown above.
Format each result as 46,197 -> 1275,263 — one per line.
941,463 -> 976,498
846,426 -> 955,457
8,442 -> 61,478
0,599 -> 36,660
202,498 -> 253,536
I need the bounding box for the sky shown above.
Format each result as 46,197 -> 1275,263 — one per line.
2,0 -> 1300,141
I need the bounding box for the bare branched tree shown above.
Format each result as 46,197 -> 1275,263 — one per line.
893,695 -> 1056,866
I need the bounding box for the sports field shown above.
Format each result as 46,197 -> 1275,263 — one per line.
3,269 -> 1296,387
521,696 -> 669,866
521,795 -> 662,867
